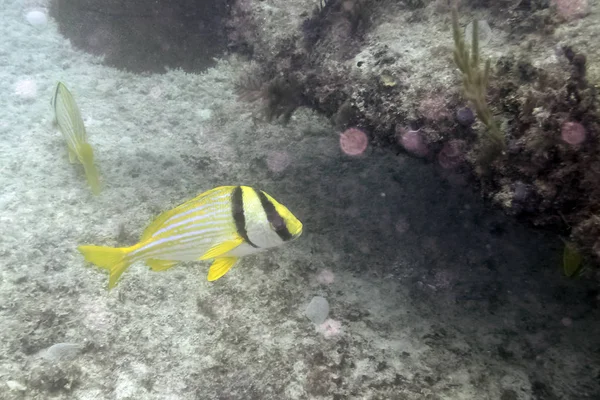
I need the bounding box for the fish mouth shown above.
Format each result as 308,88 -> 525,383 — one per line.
290,222 -> 303,239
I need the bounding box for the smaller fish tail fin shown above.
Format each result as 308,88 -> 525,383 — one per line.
82,162 -> 101,195
68,147 -> 78,164
78,245 -> 131,289
79,143 -> 101,195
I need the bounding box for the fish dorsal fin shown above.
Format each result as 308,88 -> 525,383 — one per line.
140,207 -> 181,242
207,257 -> 238,281
140,186 -> 235,242
199,237 -> 243,260
146,259 -> 178,272
140,198 -> 199,241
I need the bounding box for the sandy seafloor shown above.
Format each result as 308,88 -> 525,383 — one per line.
1,2 -> 600,400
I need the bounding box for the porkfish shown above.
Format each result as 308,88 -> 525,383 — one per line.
51,81 -> 101,195
78,186 -> 303,289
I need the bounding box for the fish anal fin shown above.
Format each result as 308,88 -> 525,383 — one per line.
146,259 -> 178,272
199,238 -> 243,260
207,257 -> 238,281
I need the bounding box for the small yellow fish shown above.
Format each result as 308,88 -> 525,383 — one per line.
78,186 -> 303,289
51,82 -> 101,195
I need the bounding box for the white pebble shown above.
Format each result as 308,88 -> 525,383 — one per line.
196,108 -> 213,121
465,20 -> 492,47
40,342 -> 82,361
26,10 -> 48,28
6,380 -> 26,391
14,79 -> 37,99
305,296 -> 329,325
119,136 -> 133,146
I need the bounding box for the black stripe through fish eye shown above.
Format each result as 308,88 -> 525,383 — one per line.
255,189 -> 293,241
270,214 -> 285,230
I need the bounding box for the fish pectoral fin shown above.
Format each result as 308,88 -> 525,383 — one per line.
199,237 -> 243,260
207,257 -> 238,281
146,259 -> 178,272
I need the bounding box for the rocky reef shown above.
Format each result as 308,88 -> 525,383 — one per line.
51,0 -> 600,275
228,0 -> 600,277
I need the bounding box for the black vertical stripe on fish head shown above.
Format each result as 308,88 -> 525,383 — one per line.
231,186 -> 258,248
255,189 -> 293,241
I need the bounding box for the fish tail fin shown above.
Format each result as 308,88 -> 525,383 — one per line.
78,245 -> 131,289
68,146 -> 78,164
82,162 -> 101,195
79,143 -> 101,195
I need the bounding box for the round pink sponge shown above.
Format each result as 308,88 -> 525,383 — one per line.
340,128 -> 368,156
561,121 -> 586,145
398,128 -> 428,157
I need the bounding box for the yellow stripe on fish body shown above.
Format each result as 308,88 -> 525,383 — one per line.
78,186 -> 303,289
51,81 -> 101,195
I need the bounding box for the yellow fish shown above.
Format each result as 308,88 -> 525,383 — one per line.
78,186 -> 303,289
51,81 -> 101,195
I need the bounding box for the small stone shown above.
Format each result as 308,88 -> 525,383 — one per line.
196,109 -> 213,121
465,20 -> 492,47
512,181 -> 531,202
266,150 -> 291,173
6,380 -> 26,391
456,107 -> 475,127
40,343 -> 82,362
316,269 -> 335,285
317,319 -> 342,339
26,10 -> 48,28
305,296 -> 329,325
119,136 -> 133,146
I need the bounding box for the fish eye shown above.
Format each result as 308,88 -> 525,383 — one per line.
270,215 -> 285,231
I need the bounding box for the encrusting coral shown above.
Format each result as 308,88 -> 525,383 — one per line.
230,0 -> 600,275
